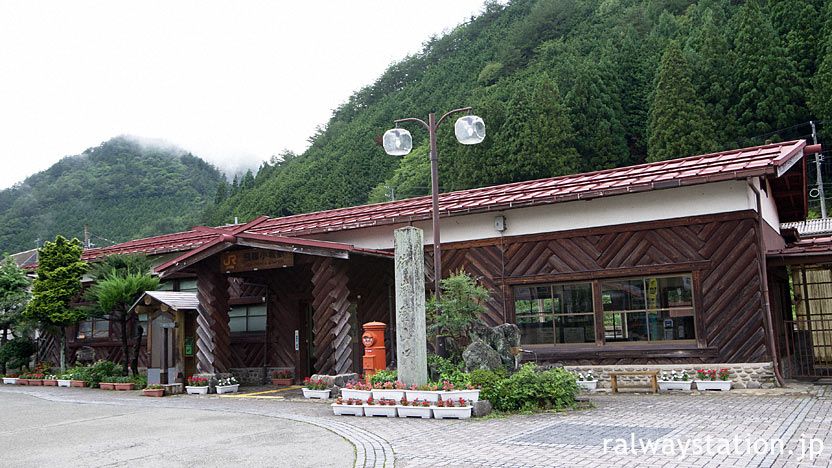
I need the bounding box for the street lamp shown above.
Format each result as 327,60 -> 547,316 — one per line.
383,108 -> 485,305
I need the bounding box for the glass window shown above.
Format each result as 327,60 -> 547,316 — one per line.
601,275 -> 695,343
228,303 -> 267,333
179,279 -> 198,292
77,318 -> 109,339
156,281 -> 174,291
515,282 -> 595,345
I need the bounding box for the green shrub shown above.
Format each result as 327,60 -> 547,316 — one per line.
369,369 -> 397,385
0,338 -> 35,370
427,353 -> 469,386
490,364 -> 578,412
132,373 -> 148,389
66,360 -> 123,387
468,368 -> 506,403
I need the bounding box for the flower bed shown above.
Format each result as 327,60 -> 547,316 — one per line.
302,377 -> 330,399
694,369 -> 732,391
331,397 -> 365,416
341,380 -> 372,400
143,385 -> 165,397
216,377 -> 240,394
659,370 -> 692,391
363,398 -> 398,417
272,370 -> 293,386
432,398 -> 472,420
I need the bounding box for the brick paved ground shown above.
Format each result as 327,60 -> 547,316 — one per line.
2,384 -> 830,468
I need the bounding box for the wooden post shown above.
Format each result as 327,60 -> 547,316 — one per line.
310,256 -> 352,375
195,260 -> 231,374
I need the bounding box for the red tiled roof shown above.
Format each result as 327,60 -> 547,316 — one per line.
768,235 -> 832,257
81,140 -> 810,263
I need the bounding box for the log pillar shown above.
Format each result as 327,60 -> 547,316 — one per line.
195,260 -> 231,374
310,256 -> 352,375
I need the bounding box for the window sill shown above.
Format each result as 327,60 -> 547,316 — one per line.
521,342 -> 717,360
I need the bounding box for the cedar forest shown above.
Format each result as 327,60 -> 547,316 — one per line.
2,0 -> 832,254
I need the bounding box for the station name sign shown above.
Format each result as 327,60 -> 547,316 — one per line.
220,248 -> 293,273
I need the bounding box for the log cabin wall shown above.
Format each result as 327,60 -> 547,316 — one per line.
429,210 -> 772,365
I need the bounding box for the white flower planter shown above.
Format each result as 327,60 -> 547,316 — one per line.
302,388 -> 331,399
215,384 -> 239,394
658,380 -> 693,391
363,405 -> 397,417
397,405 -> 433,419
432,406 -> 472,420
341,389 -> 372,401
331,403 -> 364,416
405,390 -> 441,403
2,377 -> 18,385
576,380 -> 598,391
57,379 -> 71,387
695,380 -> 732,391
439,389 -> 480,402
371,389 -> 405,401
186,386 -> 209,395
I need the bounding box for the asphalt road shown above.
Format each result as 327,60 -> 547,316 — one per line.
0,392 -> 354,468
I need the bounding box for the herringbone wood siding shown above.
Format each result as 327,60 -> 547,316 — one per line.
435,212 -> 769,364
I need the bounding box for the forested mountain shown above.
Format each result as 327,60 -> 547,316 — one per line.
0,136 -> 224,254
204,0 -> 832,225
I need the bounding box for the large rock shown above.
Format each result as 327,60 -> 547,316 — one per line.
310,373 -> 359,388
469,323 -> 519,368
463,339 -> 502,372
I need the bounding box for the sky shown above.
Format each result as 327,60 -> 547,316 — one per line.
0,1 -> 495,189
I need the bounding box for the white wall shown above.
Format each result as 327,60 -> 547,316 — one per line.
314,180 -> 770,250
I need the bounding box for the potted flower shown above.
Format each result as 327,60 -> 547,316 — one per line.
331,397 -> 365,416
341,380 -> 372,400
371,380 -> 405,401
143,384 -> 165,397
57,374 -> 72,387
99,379 -> 116,390
432,397 -> 472,420
658,370 -> 693,391
27,373 -> 44,386
405,383 -> 441,403
439,381 -> 481,402
575,372 -> 598,391
2,374 -> 19,385
695,369 -> 732,391
186,376 -> 210,394
216,377 -> 240,394
113,376 -> 135,391
397,397 -> 432,419
42,374 -> 59,386
17,372 -> 30,385
363,397 -> 397,417
302,377 -> 331,399
272,370 -> 293,386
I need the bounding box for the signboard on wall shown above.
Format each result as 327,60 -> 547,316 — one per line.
220,248 -> 293,273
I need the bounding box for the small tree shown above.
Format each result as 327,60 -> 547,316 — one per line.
85,254 -> 158,376
426,269 -> 491,354
23,236 -> 87,372
0,255 -> 32,373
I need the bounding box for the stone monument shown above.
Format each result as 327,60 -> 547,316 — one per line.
394,226 -> 428,386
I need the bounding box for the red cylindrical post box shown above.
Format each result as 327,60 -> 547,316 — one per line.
362,322 -> 387,382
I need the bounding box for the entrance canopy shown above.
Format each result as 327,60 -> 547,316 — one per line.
154,215 -> 392,279
129,291 -> 199,313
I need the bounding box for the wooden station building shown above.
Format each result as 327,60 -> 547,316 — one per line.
50,140 -> 831,384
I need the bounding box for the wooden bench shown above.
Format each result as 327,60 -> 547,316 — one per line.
609,370 -> 659,393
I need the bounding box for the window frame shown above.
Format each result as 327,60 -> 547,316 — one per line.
512,273 -> 698,348
228,303 -> 267,334
513,281 -> 597,346
76,317 -> 110,340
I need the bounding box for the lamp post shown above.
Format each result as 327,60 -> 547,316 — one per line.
383,108 -> 485,305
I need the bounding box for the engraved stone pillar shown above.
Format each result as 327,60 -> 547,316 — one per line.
394,226 -> 428,386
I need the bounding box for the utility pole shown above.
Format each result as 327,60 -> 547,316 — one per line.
84,223 -> 90,249
812,121 -> 826,218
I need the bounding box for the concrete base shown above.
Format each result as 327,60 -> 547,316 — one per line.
565,362 -> 776,389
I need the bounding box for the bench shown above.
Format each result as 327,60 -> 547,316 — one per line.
609,370 -> 659,393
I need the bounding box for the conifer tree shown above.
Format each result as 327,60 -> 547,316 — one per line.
23,236 -> 87,372
730,0 -> 805,138
693,8 -> 734,146
647,41 -> 713,162
0,255 -> 31,374
809,1 -> 832,122
566,62 -> 629,171
496,76 -> 580,181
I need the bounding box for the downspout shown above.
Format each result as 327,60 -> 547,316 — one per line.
747,177 -> 786,387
